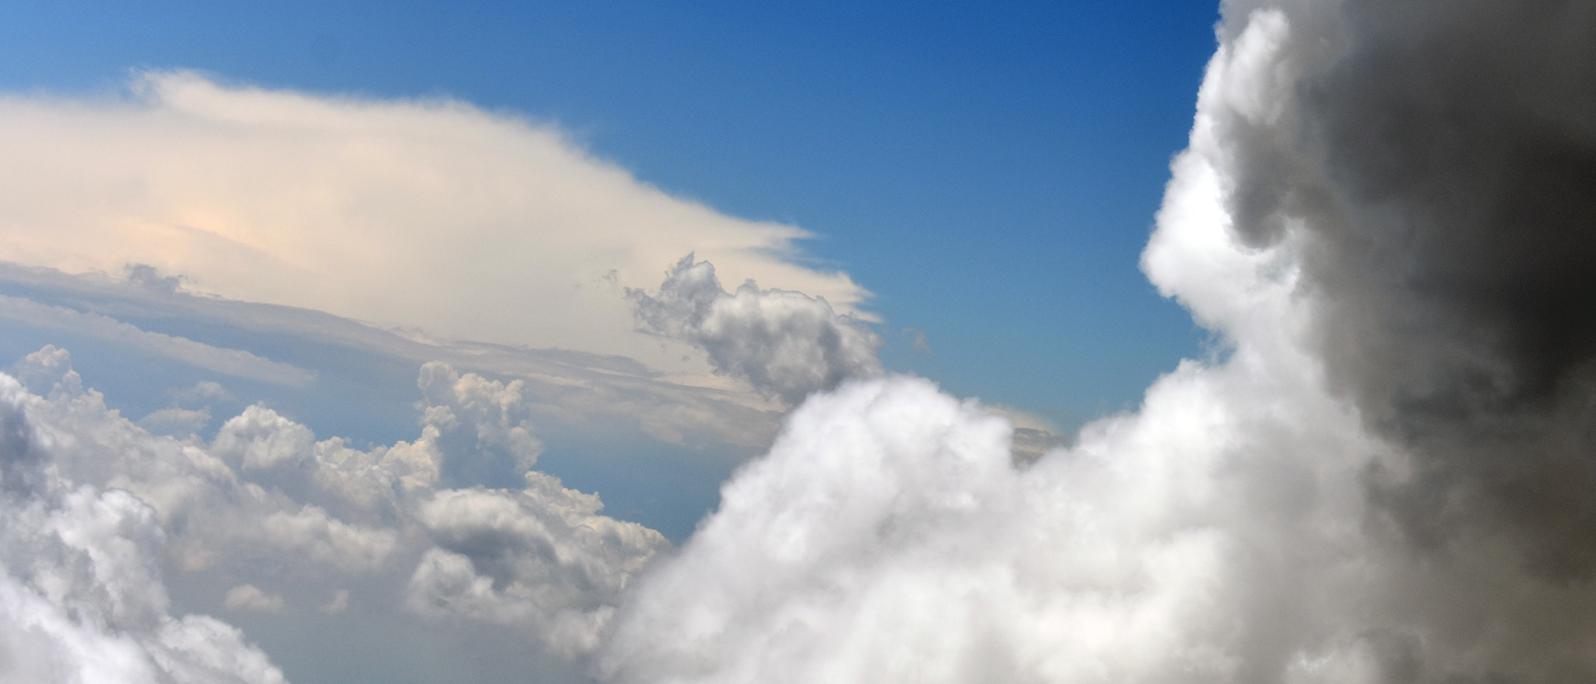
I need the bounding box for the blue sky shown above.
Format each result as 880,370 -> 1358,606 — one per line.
0,0 -> 1217,428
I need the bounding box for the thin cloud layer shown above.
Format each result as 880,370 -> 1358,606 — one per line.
0,293 -> 314,387
0,260 -> 785,452
0,71 -> 867,373
627,254 -> 882,404
601,2 -> 1596,681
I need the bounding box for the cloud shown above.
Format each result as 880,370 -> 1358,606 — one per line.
601,3 -> 1596,681
627,254 -> 882,404
0,374 -> 287,683
0,71 -> 868,375
418,361 -> 545,487
2,344 -> 676,672
171,380 -> 232,405
125,263 -> 186,293
259,506 -> 399,575
138,406 -> 212,436
1194,0 -> 1596,584
10,344 -> 83,397
223,585 -> 285,614
318,589 -> 349,615
602,360 -> 1378,682
0,259 -> 784,452
0,294 -> 314,387
406,475 -> 667,655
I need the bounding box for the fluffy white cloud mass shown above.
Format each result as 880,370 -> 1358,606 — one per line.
627,254 -> 882,404
0,374 -> 287,684
600,1 -> 1596,682
0,345 -> 670,681
0,259 -> 787,452
0,71 -> 867,373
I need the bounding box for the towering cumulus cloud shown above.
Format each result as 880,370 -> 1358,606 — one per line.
603,2 -> 1596,682
627,254 -> 882,404
1216,0 -> 1596,580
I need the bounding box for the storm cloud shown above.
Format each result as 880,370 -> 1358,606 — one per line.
600,2 -> 1596,682
1210,0 -> 1596,580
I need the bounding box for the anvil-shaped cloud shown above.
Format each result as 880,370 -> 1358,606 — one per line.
0,71 -> 868,375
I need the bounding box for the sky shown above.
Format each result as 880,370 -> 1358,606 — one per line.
7,1 -> 1596,683
0,0 -> 1218,428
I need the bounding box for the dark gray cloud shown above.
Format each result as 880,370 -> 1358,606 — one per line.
1214,0 -> 1596,581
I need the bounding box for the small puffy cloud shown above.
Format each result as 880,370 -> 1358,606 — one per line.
223,585 -> 285,614
1,260 -> 788,452
9,343 -> 82,396
212,405 -> 316,473
627,254 -> 882,404
601,357 -> 1383,683
139,406 -> 212,437
172,381 -> 232,405
125,263 -> 186,293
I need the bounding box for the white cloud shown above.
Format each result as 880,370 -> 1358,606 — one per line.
10,344 -> 83,396
172,380 -> 232,405
627,254 -> 882,404
406,474 -> 668,655
1,344 -> 677,672
259,506 -> 398,575
603,361 -> 1376,682
417,361 -> 544,486
223,585 -> 285,614
0,374 -> 287,683
0,294 -> 314,386
0,71 -> 868,375
1,260 -> 785,451
139,406 -> 212,436
212,405 -> 316,472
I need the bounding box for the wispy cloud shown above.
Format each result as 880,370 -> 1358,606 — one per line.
0,294 -> 314,386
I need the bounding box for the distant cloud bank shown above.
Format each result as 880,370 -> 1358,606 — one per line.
0,70 -> 867,375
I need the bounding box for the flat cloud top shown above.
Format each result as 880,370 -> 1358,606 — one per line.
0,70 -> 868,374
